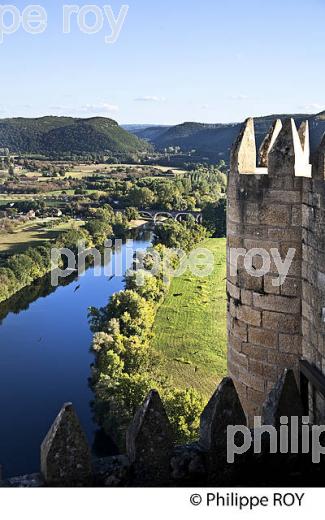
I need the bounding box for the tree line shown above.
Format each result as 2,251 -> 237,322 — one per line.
89,219 -> 213,447
0,207 -> 133,304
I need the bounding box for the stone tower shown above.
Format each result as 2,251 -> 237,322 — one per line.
227,117 -> 313,424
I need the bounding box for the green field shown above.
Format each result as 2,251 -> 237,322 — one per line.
152,238 -> 227,399
64,163 -> 186,178
0,219 -> 83,256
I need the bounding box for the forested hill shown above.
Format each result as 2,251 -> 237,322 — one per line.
0,116 -> 151,155
129,111 -> 325,163
3,112 -> 325,160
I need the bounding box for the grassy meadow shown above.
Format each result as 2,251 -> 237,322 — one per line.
152,237 -> 227,399
0,219 -> 83,256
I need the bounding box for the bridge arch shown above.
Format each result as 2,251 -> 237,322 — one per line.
138,209 -> 202,224
175,212 -> 194,223
153,211 -> 174,224
139,210 -> 153,220
175,212 -> 202,224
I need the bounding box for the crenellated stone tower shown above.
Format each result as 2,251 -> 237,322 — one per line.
227,116 -> 325,424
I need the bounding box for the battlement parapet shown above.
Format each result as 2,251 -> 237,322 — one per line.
1,370 -> 323,487
230,117 -> 312,181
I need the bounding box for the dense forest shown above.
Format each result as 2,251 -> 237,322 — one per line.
0,116 -> 151,156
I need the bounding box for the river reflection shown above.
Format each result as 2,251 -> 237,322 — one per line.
0,230 -> 152,478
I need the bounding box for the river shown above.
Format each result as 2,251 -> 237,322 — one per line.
0,230 -> 152,478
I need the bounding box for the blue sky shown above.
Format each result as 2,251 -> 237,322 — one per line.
0,0 -> 325,124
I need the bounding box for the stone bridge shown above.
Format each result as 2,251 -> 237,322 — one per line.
137,209 -> 203,224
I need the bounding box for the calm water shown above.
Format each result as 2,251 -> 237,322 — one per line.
0,232 -> 152,478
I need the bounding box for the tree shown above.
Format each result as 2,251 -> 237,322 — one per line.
128,186 -> 155,208
101,289 -> 155,338
125,270 -> 167,303
85,219 -> 113,246
0,267 -> 17,301
202,198 -> 226,237
154,220 -> 209,251
55,227 -> 93,252
124,206 -> 139,221
164,387 -> 205,443
6,253 -> 36,286
155,182 -> 181,210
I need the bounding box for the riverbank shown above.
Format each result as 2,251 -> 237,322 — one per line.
89,236 -> 227,448
128,218 -> 148,229
0,216 -> 140,304
151,237 -> 227,399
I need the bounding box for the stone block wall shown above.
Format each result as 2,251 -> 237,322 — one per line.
227,117 -> 322,425
301,171 -> 325,423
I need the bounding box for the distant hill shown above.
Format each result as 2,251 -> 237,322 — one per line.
3,113 -> 325,161
124,125 -> 172,142
130,112 -> 325,163
0,116 -> 151,155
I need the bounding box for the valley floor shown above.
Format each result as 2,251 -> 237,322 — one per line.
0,219 -> 84,257
152,237 -> 227,399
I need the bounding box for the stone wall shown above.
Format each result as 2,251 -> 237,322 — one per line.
301,166 -> 325,422
227,117 -> 323,424
227,119 -> 324,423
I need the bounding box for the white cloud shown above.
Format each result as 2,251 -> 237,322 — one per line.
81,103 -> 119,113
298,103 -> 323,112
134,96 -> 166,102
49,103 -> 119,116
229,94 -> 249,101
